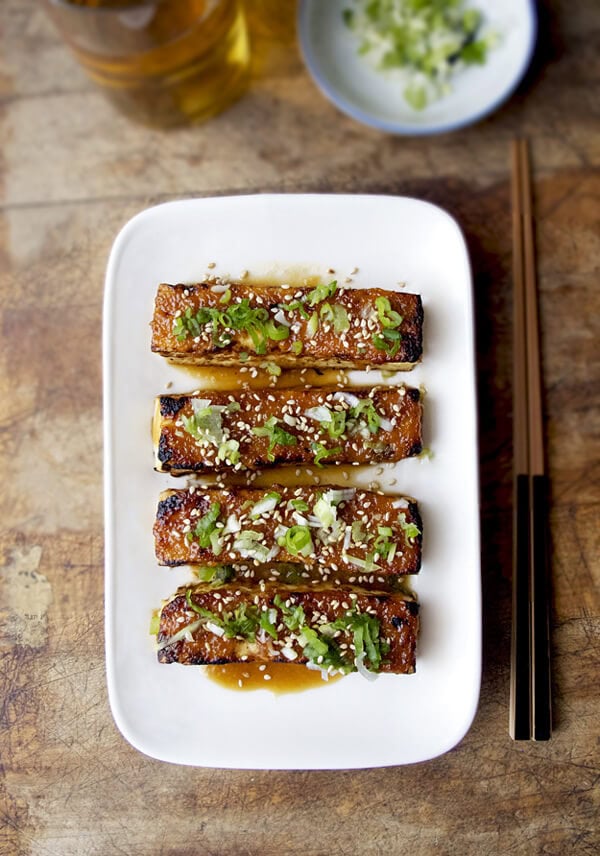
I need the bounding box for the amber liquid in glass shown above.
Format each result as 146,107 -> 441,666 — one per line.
45,0 -> 250,126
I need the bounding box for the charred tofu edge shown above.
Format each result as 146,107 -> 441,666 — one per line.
153,485 -> 423,578
151,282 -> 423,369
153,384 -> 423,474
154,584 -> 419,676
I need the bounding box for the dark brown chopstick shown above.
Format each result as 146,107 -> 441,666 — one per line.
509,140 -> 552,741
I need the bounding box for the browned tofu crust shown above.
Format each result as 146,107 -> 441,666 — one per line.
150,282 -> 423,368
157,585 -> 419,674
155,384 -> 423,474
154,485 -> 422,578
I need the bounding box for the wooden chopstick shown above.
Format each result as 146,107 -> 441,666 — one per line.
509,140 -> 552,741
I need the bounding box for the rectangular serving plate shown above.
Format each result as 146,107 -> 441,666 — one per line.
103,194 -> 481,769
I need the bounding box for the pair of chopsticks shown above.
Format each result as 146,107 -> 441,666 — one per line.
509,139 -> 552,741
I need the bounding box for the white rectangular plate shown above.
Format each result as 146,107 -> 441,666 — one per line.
103,194 -> 481,769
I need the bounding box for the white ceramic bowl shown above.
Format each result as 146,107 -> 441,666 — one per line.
299,0 -> 537,135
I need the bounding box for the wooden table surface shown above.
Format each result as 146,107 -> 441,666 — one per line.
1,1 -> 598,854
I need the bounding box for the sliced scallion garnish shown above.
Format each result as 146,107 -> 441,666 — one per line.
185,589 -> 221,622
307,280 -> 337,307
343,0 -> 496,111
172,298 -> 289,354
349,398 -> 381,434
289,498 -> 309,512
375,296 -> 403,329
250,492 -> 282,518
281,525 -> 314,557
398,512 -> 421,542
186,502 -> 221,548
372,327 -> 401,357
252,416 -> 297,462
311,442 -> 342,467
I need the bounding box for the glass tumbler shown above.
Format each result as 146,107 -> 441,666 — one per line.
43,0 -> 251,127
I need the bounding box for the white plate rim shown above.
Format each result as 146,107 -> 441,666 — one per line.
103,193 -> 482,769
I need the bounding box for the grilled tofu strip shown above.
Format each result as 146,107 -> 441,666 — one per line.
151,282 -> 423,369
154,384 -> 423,474
156,584 -> 419,674
154,485 -> 422,578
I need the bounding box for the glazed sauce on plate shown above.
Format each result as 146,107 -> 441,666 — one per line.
205,662 -> 342,693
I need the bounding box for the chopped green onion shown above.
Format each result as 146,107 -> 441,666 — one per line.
307,312 -> 319,337
297,626 -> 348,671
313,495 -> 336,529
187,502 -> 221,548
375,295 -> 403,328
282,525 -> 314,557
404,83 -> 427,111
222,603 -> 260,640
250,492 -> 282,518
265,320 -> 290,341
289,498 -> 309,512
343,0 -> 496,111
372,328 -> 401,357
307,280 -> 337,307
351,520 -> 367,544
318,300 -> 349,333
259,608 -> 278,640
319,302 -> 334,325
398,512 -> 421,542
252,416 -> 297,461
284,300 -> 310,320
323,488 -> 355,505
311,442 -> 342,467
149,613 -> 160,635
332,303 -> 350,333
298,626 -> 329,659
328,410 -> 347,438
232,530 -> 271,562
349,398 -> 381,434
260,360 -> 281,376
185,589 -> 221,622
461,39 -> 488,65
306,404 -> 347,439
195,565 -> 235,583
217,438 -> 240,465
172,298 -> 289,353
373,529 -> 396,561
181,403 -> 222,446
291,340 -> 303,355
273,594 -> 306,631
219,288 -> 232,304
343,553 -> 382,571
209,529 -> 223,556
305,405 -> 332,424
324,607 -> 387,671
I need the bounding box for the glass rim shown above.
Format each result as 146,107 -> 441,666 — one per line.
47,0 -> 172,12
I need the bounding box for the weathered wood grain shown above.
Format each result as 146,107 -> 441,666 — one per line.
0,0 -> 599,854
